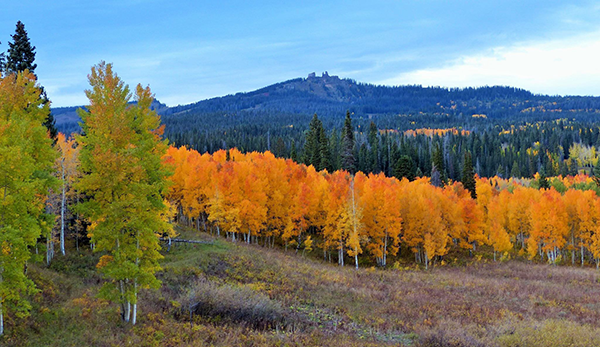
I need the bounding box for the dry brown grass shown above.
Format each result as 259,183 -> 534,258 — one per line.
7,229 -> 600,346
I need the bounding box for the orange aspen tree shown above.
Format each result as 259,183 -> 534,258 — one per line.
486,189 -> 513,260
237,158 -> 268,244
323,170 -> 351,266
261,153 -> 292,247
506,186 -> 535,250
360,173 -> 402,266
344,174 -> 365,270
527,188 -> 568,263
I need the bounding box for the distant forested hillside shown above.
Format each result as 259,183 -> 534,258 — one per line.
53,72 -> 600,179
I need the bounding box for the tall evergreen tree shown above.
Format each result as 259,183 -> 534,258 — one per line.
290,139 -> 298,163
317,125 -> 331,171
341,110 -> 356,173
538,172 -> 550,189
5,21 -> 37,74
461,151 -> 477,199
272,137 -> 287,158
367,122 -> 379,172
329,129 -> 341,171
393,155 -> 416,181
431,143 -> 447,186
303,114 -> 321,166
5,21 -> 57,140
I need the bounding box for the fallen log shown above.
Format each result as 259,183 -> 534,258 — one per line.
160,237 -> 214,251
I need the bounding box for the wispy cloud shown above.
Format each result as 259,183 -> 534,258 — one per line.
378,30 -> 600,96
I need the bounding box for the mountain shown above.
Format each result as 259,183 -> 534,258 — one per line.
53,72 -> 600,136
52,99 -> 170,134
49,73 -> 600,179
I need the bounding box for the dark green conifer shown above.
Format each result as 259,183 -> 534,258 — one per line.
6,21 -> 57,140
341,111 -> 355,173
462,151 -> 477,199
290,140 -> 298,163
304,114 -> 321,166
431,143 -> 447,186
6,21 -> 37,74
538,172 -> 550,189
510,160 -> 521,178
393,155 -> 416,181
273,137 -> 287,158
317,126 -> 331,171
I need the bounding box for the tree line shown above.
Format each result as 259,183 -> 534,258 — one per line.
164,146 -> 600,270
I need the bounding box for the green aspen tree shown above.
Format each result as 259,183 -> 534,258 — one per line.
76,62 -> 173,325
0,71 -> 56,336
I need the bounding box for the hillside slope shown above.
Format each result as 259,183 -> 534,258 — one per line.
6,227 -> 600,347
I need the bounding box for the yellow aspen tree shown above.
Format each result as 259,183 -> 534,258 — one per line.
0,71 -> 57,336
76,62 -> 173,325
55,133 -> 80,257
323,170 -> 351,266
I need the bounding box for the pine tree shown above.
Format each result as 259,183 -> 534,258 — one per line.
0,71 -> 57,336
538,172 -> 550,190
272,137 -> 286,158
462,151 -> 477,199
341,111 -> 355,173
5,21 -> 37,74
0,42 -> 4,72
367,121 -> 379,172
76,62 -> 173,325
290,139 -> 298,163
393,155 -> 416,181
431,143 -> 447,185
5,21 -> 57,140
317,125 -> 331,171
304,114 -> 321,167
510,160 -> 521,178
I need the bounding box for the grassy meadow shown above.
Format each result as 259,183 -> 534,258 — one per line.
5,227 -> 600,347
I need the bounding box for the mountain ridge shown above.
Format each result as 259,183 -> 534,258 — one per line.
52,72 -> 600,135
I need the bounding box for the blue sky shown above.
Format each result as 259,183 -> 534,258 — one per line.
2,1 -> 600,107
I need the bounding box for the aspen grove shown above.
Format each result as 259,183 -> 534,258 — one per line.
164,146 -> 600,269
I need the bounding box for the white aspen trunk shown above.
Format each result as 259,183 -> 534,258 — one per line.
339,240 -> 344,267
571,234 -> 575,265
60,161 -> 66,256
47,238 -> 54,265
132,303 -> 137,325
351,179 -> 359,270
383,232 -> 388,267
132,238 -> 139,325
425,252 -> 429,270
248,228 -> 251,244
0,298 -> 3,337
132,281 -> 137,326
581,245 -> 585,266
216,224 -> 220,237
494,250 -> 497,262
125,301 -> 131,322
